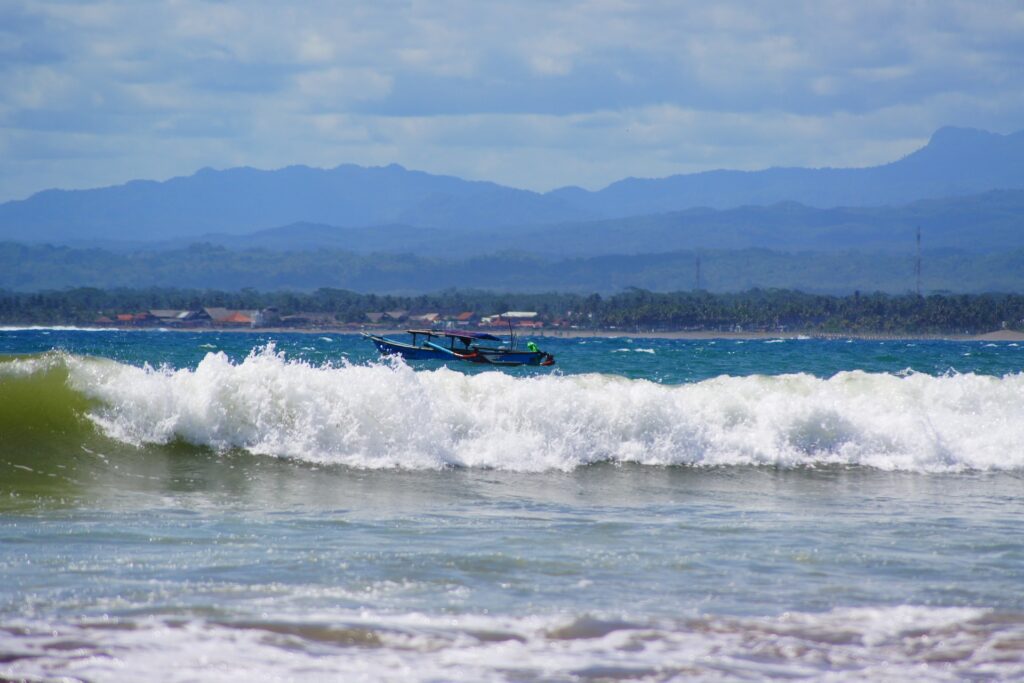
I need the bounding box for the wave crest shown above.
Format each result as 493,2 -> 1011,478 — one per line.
27,345 -> 1017,472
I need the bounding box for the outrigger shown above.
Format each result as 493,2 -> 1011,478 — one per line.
362,329 -> 555,366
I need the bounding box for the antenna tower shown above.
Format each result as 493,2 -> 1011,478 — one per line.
695,254 -> 701,290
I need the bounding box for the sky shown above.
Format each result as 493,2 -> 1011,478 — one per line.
2,0 -> 1023,202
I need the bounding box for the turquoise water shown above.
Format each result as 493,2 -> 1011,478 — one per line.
2,328 -> 1021,380
2,329 -> 1023,681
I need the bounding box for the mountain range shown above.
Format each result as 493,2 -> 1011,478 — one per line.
188,189 -> 1024,258
0,126 -> 1022,249
2,125 -> 1023,294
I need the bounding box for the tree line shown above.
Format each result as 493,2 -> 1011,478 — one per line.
1,287 -> 1023,334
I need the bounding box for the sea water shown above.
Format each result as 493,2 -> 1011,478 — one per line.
1,330 -> 1023,681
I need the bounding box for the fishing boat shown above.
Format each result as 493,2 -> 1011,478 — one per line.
362,329 -> 555,366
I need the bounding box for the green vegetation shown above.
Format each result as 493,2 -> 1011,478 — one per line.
2,287 -> 1023,334
3,242 -> 1024,294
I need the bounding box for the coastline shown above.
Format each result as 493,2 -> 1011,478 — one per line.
4,324 -> 1024,342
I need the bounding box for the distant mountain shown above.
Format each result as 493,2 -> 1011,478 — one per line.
3,242 -> 1024,294
0,126 -> 1022,246
0,164 -> 590,244
551,126 -> 1024,216
204,222 -> 451,253
179,188 -> 1024,258
497,188 -> 1024,257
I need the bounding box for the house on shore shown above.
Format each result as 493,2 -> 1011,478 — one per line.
480,311 -> 541,328
408,311 -> 440,325
149,309 -> 210,327
203,307 -> 256,327
106,312 -> 156,326
252,307 -> 280,327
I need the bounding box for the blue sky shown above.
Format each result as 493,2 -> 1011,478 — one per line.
2,0 -> 1023,201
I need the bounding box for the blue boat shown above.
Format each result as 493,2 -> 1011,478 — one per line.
362,329 -> 555,366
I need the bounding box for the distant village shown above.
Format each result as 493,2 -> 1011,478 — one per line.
94,307 -> 556,330
5,288 -> 1020,335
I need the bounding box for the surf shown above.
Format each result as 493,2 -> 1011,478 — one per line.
4,606 -> 1023,682
3,346 -> 1024,473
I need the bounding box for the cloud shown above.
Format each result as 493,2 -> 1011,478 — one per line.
0,0 -> 1023,201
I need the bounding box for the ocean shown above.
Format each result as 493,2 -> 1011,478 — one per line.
1,329 -> 1023,681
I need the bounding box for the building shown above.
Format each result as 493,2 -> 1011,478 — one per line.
408,312 -> 440,324
480,311 -> 539,327
149,309 -> 209,326
203,307 -> 256,327
252,308 -> 280,327
220,311 -> 253,326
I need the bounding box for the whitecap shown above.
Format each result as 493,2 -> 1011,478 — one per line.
3,606 -> 1019,682
57,346 -> 1024,474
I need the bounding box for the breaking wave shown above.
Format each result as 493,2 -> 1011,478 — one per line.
3,346 -> 1024,472
3,606 -> 1023,682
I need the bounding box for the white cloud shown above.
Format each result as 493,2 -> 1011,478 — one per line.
293,67 -> 393,107
1,0 -> 1023,201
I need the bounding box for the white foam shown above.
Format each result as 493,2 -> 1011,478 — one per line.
59,346 -> 1024,472
0,325 -> 151,332
2,606 -> 1021,683
0,352 -> 66,377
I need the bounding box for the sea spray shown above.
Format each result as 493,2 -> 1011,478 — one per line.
17,345 -> 1015,472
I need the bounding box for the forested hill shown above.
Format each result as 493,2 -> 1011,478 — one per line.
3,242 -> 1024,295
122,189 -> 1024,257
1,126 -> 1022,245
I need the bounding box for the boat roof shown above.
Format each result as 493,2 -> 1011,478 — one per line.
406,329 -> 502,341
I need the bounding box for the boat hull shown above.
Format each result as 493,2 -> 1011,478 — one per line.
474,349 -> 554,366
366,334 -> 452,360
363,332 -> 555,367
